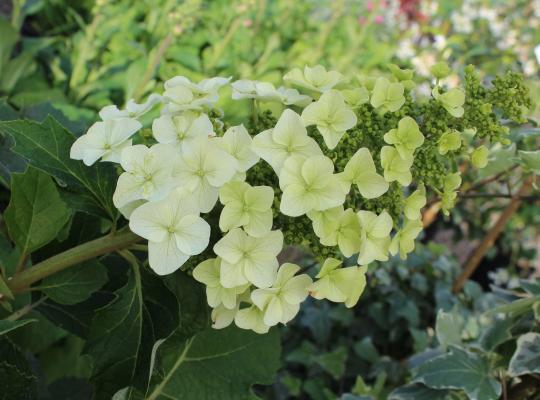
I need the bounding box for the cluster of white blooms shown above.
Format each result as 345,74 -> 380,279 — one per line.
70,65 -> 473,334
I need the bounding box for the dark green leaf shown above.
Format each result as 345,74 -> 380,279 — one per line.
0,337 -> 38,400
435,310 -> 462,350
39,260 -> 108,305
9,310 -> 68,353
145,326 -> 281,400
354,337 -> 380,363
46,377 -> 94,400
508,332 -> 540,377
0,116 -> 118,219
163,271 -> 210,340
414,346 -> 501,400
389,383 -> 452,400
314,346 -> 348,379
520,279 -> 540,296
479,317 -> 515,351
0,319 -> 36,336
84,266 -> 179,399
0,130 -> 26,188
4,166 -> 71,255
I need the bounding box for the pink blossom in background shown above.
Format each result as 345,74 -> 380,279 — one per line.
243,19 -> 253,28
374,15 -> 384,24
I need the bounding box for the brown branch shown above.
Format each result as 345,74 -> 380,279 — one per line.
422,165 -> 522,228
452,177 -> 533,293
458,193 -> 540,201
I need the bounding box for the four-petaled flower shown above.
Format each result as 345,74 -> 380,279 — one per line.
219,181 -> 274,237
432,86 -> 465,118
193,257 -> 249,309
251,263 -> 312,326
301,90 -> 357,149
173,138 -> 238,213
213,228 -> 284,289
252,109 -> 322,174
152,111 -> 214,150
370,77 -> 405,113
279,155 -> 345,217
357,210 -> 393,265
129,189 -> 211,275
383,116 -> 425,158
380,146 -> 413,186
310,258 -> 367,308
70,118 -> 141,166
113,144 -> 177,208
284,65 -> 345,94
338,147 -> 388,199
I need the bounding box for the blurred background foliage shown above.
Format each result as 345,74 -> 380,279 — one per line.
0,0 -> 539,399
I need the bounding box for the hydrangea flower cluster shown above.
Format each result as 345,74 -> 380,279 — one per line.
70,64 -> 531,334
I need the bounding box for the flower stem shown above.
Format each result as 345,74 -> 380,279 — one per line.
132,32 -> 174,102
8,230 -> 141,294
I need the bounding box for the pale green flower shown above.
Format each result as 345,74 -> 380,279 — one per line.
432,86 -> 465,118
307,206 -> 344,239
387,64 -> 414,81
193,257 -> 249,309
70,118 -> 142,166
213,125 -> 259,175
301,90 -> 357,149
113,144 -> 177,208
279,155 -> 346,217
284,65 -> 345,94
370,77 -> 405,113
341,87 -> 370,109
211,304 -> 237,330
99,94 -> 162,120
219,181 -> 274,237
441,173 -> 462,215
251,263 -> 312,326
471,145 -> 489,168
213,228 -> 283,289
211,291 -> 250,330
430,62 -> 452,80
356,75 -> 377,91
383,116 -> 424,158
152,111 -> 214,150
234,304 -> 270,334
252,109 -> 322,175
357,210 -> 393,265
438,131 -> 462,155
404,184 -> 426,220
129,189 -> 210,275
338,147 -> 388,199
389,219 -> 423,260
387,64 -> 415,90
163,76 -> 230,112
310,258 -> 367,308
318,208 -> 362,258
231,80 -> 311,106
173,138 -> 238,213
380,146 -> 413,186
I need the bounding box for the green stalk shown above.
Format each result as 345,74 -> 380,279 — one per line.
205,18 -> 242,72
131,32 -> 174,102
8,230 -> 141,294
69,14 -> 102,96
